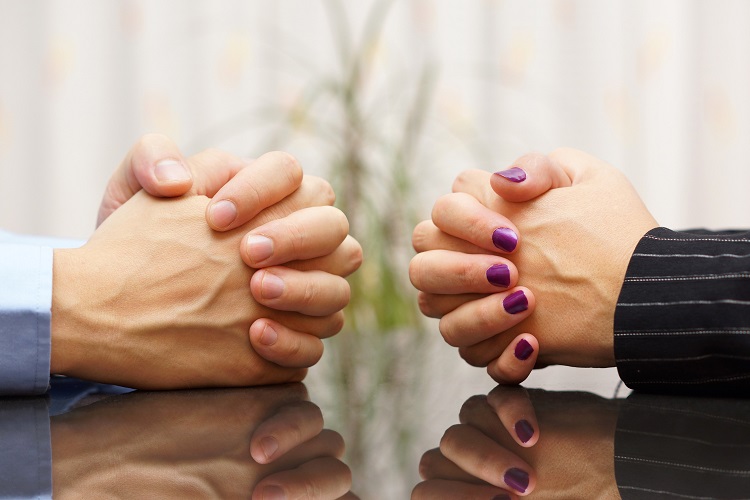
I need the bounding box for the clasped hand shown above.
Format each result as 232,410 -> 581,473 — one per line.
51,134 -> 362,389
411,148 -> 658,384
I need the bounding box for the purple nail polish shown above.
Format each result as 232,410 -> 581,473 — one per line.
504,467 -> 529,493
492,228 -> 518,252
514,339 -> 534,360
514,419 -> 534,443
495,166 -> 527,183
486,264 -> 510,288
503,290 -> 528,314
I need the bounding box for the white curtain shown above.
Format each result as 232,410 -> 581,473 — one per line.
1,0 -> 749,238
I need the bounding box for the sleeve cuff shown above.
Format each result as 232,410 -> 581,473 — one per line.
0,244 -> 53,395
614,227 -> 750,395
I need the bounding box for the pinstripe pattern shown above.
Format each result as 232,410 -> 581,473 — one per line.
616,394 -> 750,499
614,228 -> 750,396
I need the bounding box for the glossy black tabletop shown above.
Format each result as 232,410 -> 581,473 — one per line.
1,372 -> 749,499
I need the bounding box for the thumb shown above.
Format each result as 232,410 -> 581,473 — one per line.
490,150 -> 578,203
97,134 -> 192,226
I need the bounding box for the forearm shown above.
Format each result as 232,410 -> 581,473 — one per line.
614,227 -> 750,395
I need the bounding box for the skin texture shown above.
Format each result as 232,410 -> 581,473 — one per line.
412,148 -> 658,379
51,384 -> 353,499
415,387 -> 620,500
93,136 -> 363,373
51,140 -> 362,387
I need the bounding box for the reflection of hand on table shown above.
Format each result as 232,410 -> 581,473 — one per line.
51,384 -> 353,499
415,386 -> 620,499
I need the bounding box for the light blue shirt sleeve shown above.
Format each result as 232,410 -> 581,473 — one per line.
0,230 -> 84,396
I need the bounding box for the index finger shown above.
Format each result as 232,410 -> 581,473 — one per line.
204,151 -> 303,231
432,192 -> 520,254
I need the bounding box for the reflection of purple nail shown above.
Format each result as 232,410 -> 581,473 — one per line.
492,228 -> 518,252
514,419 -> 535,443
495,166 -> 527,183
504,467 -> 530,493
486,264 -> 510,288
514,339 -> 534,360
503,290 -> 528,314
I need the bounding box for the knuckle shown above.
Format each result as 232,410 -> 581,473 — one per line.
347,238 -> 363,272
285,219 -> 308,257
439,424 -> 463,451
459,346 -> 487,367
333,207 -> 350,236
417,292 -> 440,318
451,169 -> 477,193
438,317 -> 460,347
285,334 -> 303,360
475,299 -> 499,332
300,474 -> 323,499
491,360 -> 522,384
459,395 -> 488,421
200,147 -> 225,160
339,280 -> 351,308
320,179 -> 336,205
455,259 -> 474,285
411,220 -> 432,251
430,194 -> 454,224
303,176 -> 336,205
301,280 -> 318,308
275,150 -> 302,171
408,255 -> 423,288
418,449 -> 442,480
329,311 -> 345,335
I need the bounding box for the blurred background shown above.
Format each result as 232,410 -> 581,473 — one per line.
2,0 -> 749,497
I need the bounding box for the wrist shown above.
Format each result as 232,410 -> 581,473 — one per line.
50,248 -> 89,375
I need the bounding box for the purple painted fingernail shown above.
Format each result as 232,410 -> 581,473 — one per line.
495,166 -> 527,183
514,338 -> 534,360
503,290 -> 528,314
492,228 -> 518,252
514,419 -> 534,443
486,264 -> 511,288
504,467 -> 530,493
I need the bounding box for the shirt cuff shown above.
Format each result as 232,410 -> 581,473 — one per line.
0,244 -> 53,395
614,227 -> 750,395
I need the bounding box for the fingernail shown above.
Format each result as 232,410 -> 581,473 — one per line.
486,264 -> 511,288
260,436 -> 279,461
154,159 -> 190,182
246,235 -> 274,263
260,485 -> 286,500
492,228 -> 518,252
208,200 -> 237,229
514,338 -> 534,360
260,272 -> 285,299
504,467 -> 530,493
495,166 -> 527,183
259,324 -> 278,346
503,290 -> 528,314
514,419 -> 535,443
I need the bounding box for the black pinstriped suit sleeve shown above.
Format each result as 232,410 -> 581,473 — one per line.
614,227 -> 750,396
